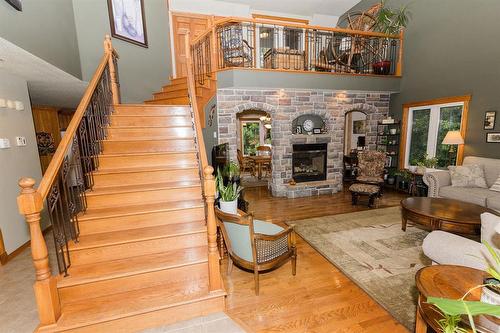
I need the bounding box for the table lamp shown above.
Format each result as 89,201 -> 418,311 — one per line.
442,131 -> 464,166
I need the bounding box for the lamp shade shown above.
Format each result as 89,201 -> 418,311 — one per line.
442,131 -> 464,145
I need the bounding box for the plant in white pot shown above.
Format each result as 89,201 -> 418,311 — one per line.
216,171 -> 243,215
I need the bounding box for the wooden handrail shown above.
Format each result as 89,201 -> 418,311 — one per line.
38,36 -> 119,199
191,16 -> 402,45
184,32 -> 222,293
17,35 -> 120,326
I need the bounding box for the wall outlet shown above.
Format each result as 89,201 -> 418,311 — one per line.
213,131 -> 217,138
0,138 -> 11,149
16,136 -> 27,146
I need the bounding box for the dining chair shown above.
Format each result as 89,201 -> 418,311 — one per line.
215,207 -> 297,295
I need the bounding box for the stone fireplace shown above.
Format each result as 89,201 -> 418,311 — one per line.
217,88 -> 390,198
292,143 -> 327,183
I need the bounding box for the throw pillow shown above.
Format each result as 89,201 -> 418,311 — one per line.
490,174 -> 500,192
448,165 -> 487,188
480,213 -> 500,246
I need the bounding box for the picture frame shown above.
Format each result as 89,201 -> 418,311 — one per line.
486,132 -> 500,143
5,0 -> 21,11
484,111 -> 496,130
296,125 -> 302,134
313,128 -> 321,134
107,0 -> 148,48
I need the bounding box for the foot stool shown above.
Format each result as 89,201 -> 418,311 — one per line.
349,183 -> 380,208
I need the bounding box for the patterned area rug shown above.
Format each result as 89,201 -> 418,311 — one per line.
290,206 -> 430,330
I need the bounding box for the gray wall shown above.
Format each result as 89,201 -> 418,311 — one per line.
346,0 -> 500,159
0,70 -> 44,254
0,0 -> 82,78
202,96 -> 218,166
72,0 -> 172,103
217,69 -> 401,92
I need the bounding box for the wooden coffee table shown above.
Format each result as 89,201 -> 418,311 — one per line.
401,197 -> 496,236
415,265 -> 497,333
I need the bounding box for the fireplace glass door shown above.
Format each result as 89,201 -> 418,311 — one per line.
292,143 -> 327,182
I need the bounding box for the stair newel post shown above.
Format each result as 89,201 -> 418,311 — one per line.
203,166 -> 223,292
17,178 -> 61,325
104,35 -> 121,105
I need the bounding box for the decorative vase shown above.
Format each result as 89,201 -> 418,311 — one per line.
387,177 -> 396,185
219,199 -> 238,215
372,60 -> 391,75
389,128 -> 397,135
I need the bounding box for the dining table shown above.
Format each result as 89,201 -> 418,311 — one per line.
248,155 -> 271,180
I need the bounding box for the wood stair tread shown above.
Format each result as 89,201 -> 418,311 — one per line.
103,138 -> 194,142
99,151 -> 197,158
109,124 -> 192,129
94,165 -> 198,174
54,279 -> 224,332
68,222 -> 206,251
58,246 -> 207,288
86,180 -> 201,196
78,199 -> 205,221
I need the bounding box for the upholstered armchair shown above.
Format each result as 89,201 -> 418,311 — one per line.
356,150 -> 386,184
215,207 -> 297,295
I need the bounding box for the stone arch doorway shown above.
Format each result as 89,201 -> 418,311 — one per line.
236,109 -> 272,157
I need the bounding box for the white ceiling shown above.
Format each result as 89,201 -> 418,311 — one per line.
217,0 -> 360,17
0,37 -> 87,108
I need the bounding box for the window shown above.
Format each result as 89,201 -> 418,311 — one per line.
403,97 -> 469,168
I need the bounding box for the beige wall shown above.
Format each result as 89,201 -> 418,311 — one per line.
0,70 -> 43,253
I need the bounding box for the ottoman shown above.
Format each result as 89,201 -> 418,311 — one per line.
349,183 -> 380,208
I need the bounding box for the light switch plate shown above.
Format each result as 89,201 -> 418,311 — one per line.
213,132 -> 217,138
0,138 -> 11,149
15,101 -> 24,111
6,100 -> 14,109
0,99 -> 6,108
16,136 -> 27,146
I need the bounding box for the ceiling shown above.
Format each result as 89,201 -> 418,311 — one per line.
217,0 -> 360,17
0,37 -> 87,108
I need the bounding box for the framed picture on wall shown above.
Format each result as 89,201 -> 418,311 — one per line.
484,111 -> 496,130
107,0 -> 148,48
486,132 -> 500,143
296,125 -> 302,134
5,0 -> 22,11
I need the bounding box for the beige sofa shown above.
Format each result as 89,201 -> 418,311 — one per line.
423,156 -> 500,211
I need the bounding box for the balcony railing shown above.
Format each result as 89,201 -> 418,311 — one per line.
191,17 -> 403,86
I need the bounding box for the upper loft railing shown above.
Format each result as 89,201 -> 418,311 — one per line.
16,36 -> 120,326
190,17 -> 404,86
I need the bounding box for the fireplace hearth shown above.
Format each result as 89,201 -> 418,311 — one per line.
292,143 -> 327,183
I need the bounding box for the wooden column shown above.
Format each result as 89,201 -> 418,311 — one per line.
203,166 -> 223,292
104,35 -> 121,105
210,17 -> 218,73
395,30 -> 404,76
17,178 -> 61,325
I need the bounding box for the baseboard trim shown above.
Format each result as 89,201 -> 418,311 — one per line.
0,225 -> 52,265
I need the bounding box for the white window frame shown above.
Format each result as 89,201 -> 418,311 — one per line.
404,101 -> 464,168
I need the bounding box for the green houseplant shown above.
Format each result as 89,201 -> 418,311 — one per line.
395,169 -> 412,191
216,168 -> 243,214
373,1 -> 411,74
427,242 -> 500,332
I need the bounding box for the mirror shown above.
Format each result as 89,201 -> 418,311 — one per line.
344,111 -> 367,154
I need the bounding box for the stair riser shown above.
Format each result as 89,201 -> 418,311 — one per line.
146,97 -> 190,105
56,296 -> 224,333
162,83 -> 188,92
114,106 -> 190,116
98,153 -> 197,169
78,207 -> 205,234
59,262 -> 208,306
107,127 -> 194,140
86,187 -> 202,209
110,116 -> 192,127
93,168 -> 200,187
153,90 -> 189,99
68,233 -> 207,265
102,140 -> 195,154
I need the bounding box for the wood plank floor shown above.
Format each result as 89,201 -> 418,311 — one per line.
223,185 -> 411,333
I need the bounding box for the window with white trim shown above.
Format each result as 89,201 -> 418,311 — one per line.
405,102 -> 464,168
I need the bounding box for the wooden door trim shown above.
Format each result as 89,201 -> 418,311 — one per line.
399,95 -> 471,168
0,228 -> 7,265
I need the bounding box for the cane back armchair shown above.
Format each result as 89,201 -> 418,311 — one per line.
215,207 -> 297,295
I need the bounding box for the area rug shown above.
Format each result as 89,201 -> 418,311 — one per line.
290,206 -> 430,330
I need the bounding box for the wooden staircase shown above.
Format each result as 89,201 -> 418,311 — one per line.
145,75 -> 217,126
34,104 -> 225,332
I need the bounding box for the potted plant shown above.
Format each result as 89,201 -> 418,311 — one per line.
216,169 -> 243,215
387,169 -> 396,185
223,161 -> 241,182
395,169 -> 412,191
373,1 -> 411,75
427,242 -> 500,332
416,154 -> 439,174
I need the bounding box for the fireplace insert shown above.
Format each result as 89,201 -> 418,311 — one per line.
292,143 -> 327,183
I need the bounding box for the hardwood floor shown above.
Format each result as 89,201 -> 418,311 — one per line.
223,185 -> 410,333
